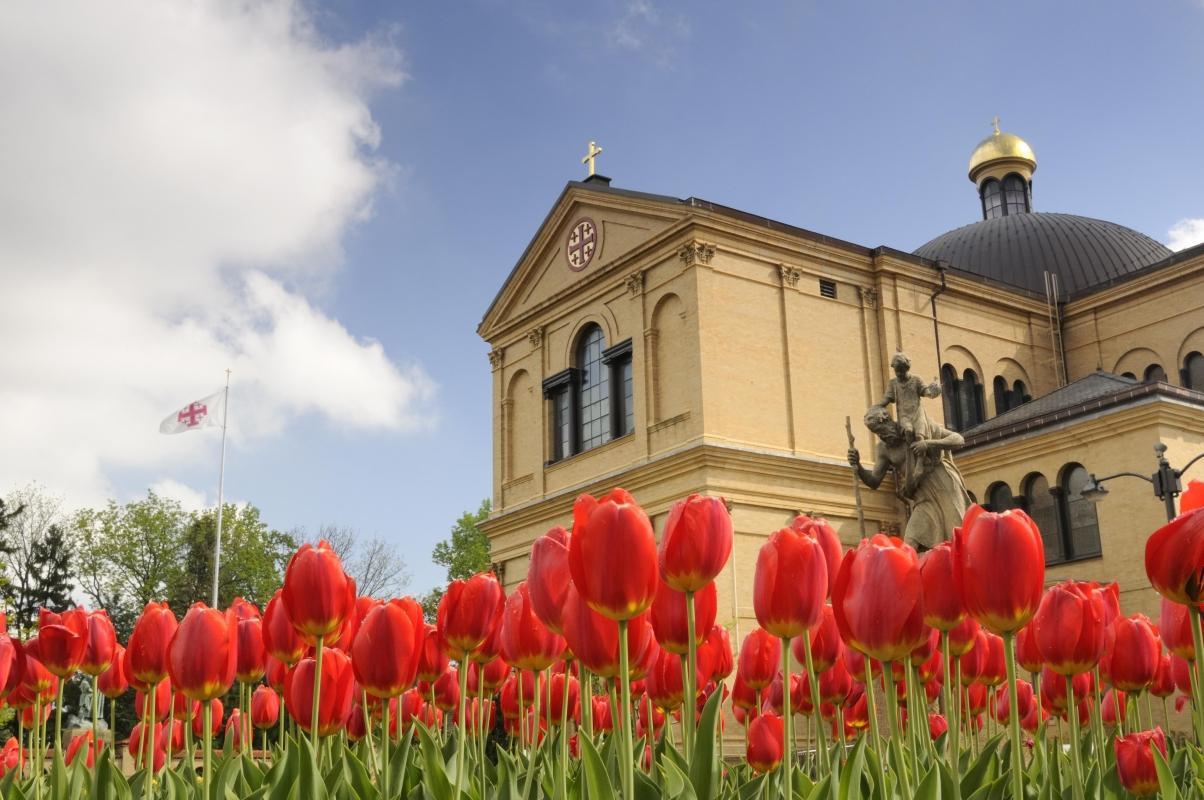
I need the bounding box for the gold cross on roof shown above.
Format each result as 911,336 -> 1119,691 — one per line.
992,116 -> 1001,135
582,140 -> 603,176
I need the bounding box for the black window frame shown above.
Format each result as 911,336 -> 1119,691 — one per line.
543,336 -> 635,464
1182,351 -> 1204,390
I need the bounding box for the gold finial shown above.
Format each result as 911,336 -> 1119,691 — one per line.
992,116 -> 1001,135
582,140 -> 603,177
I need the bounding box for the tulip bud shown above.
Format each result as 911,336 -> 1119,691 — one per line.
1146,507 -> 1204,604
1115,727 -> 1167,796
128,602 -> 178,686
1033,581 -> 1108,676
753,527 -> 828,639
658,494 -> 733,593
746,713 -> 784,773
649,579 -> 716,654
351,598 -> 425,698
37,608 -> 89,679
954,505 -> 1045,634
568,489 -> 659,621
284,648 -> 355,737
528,527 -> 572,633
437,572 -> 505,657
500,581 -> 565,671
167,603 -> 237,702
832,534 -> 928,662
263,590 -> 307,665
79,609 -> 117,677
282,541 -> 357,640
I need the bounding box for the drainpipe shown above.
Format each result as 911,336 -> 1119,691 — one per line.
929,260 -> 949,376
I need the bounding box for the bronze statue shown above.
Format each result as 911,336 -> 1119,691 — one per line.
848,354 -> 971,549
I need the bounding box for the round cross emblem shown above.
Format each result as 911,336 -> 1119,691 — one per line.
566,218 -> 597,271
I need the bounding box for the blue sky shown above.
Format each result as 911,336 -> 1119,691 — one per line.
3,1 -> 1202,596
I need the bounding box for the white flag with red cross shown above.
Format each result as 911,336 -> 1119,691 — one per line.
159,390 -> 224,434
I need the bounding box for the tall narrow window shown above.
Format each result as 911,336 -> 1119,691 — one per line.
993,376 -> 1009,416
981,179 -> 1003,220
1003,174 -> 1029,215
941,364 -> 962,430
1060,464 -> 1102,560
1023,473 -> 1064,565
603,339 -> 635,438
1145,363 -> 1167,383
1013,379 -> 1030,405
577,325 -> 610,452
1183,352 -> 1204,390
986,482 -> 1016,512
542,369 -> 576,462
959,369 -> 984,429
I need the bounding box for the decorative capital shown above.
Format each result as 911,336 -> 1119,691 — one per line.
678,241 -> 715,267
778,264 -> 802,288
488,348 -> 504,368
625,270 -> 645,296
527,327 -> 544,347
858,287 -> 879,308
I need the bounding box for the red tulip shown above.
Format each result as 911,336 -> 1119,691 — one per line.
561,583 -> 653,678
193,698 -> 224,739
432,667 -> 459,713
334,596 -> 376,652
650,579 -> 717,654
738,628 -> 781,689
1159,597 -> 1195,661
590,695 -> 614,732
545,672 -> 579,722
235,617 -> 266,684
282,540 -> 357,639
644,646 -> 686,711
127,602 -> 178,686
658,494 -> 733,593
98,644 -> 129,699
1181,480 -> 1204,513
65,730 -> 96,767
994,680 -> 1035,724
819,656 -> 854,705
1115,727 -> 1167,796
262,590 -> 306,665
795,605 -> 842,673
978,633 -> 1006,687
351,598 -> 424,698
1172,655 -> 1192,695
172,691 -> 198,721
1146,507 -> 1204,604
168,603 -> 237,702
920,543 -> 964,630
437,571 -> 505,657
948,616 -> 979,657
0,738 -> 23,778
500,581 -> 564,671
1150,653 -> 1176,698
128,722 -> 164,766
927,713 -> 948,741
285,647 -> 355,737
954,505 -> 1045,635
1110,614 -> 1161,691
1039,667 -> 1092,718
467,657 -> 509,694
37,608 -> 89,679
832,534 -> 927,662
1102,688 -> 1127,727
1032,581 -> 1108,676
568,489 -> 659,621
265,655 -> 288,694
698,624 -> 734,682
747,713 -> 784,772
753,527 -> 828,639
768,671 -> 812,715
135,679 -> 172,720
79,609 -> 116,678
225,709 -> 246,749
415,624 -> 448,683
528,526 -> 572,634
1015,625 -> 1043,674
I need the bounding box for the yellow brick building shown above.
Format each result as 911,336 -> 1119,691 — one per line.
477,127 -> 1204,647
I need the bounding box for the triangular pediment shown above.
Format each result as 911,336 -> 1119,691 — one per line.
478,182 -> 689,339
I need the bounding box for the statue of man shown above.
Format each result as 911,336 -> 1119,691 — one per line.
847,404 -> 970,550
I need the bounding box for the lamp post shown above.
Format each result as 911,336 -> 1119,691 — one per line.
1081,443 -> 1204,522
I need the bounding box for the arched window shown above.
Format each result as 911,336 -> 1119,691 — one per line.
1003,174 -> 1029,215
959,369 -> 984,429
1183,351 -> 1204,390
1121,372 -> 1137,380
576,325 -> 611,452
986,482 -> 1016,512
1144,363 -> 1167,383
941,364 -> 962,430
992,377 -> 1031,415
1059,464 -> 1102,560
981,179 -> 1003,220
1022,473 -> 1064,564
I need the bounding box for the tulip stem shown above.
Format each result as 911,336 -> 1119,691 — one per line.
862,660 -> 889,798
54,678 -> 64,766
16,716 -> 22,783
685,590 -> 698,755
361,690 -> 379,782
454,660 -> 470,800
381,693 -> 391,799
1065,677 -> 1085,800
582,668 -> 594,740
558,669 -> 570,800
521,674 -> 542,800
800,634 -> 828,779
1002,633 -> 1025,800
1189,604 -> 1204,745
112,700 -> 119,763
91,675 -> 100,753
618,620 -> 635,800
834,705 -> 845,767
881,663 -> 912,798
203,701 -> 213,800
480,676 -> 490,795
942,632 -> 962,800
516,671 -> 526,751
165,704 -> 174,770
277,690 -> 285,751
1030,670 -> 1042,769
780,638 -> 792,794
311,636 -> 325,761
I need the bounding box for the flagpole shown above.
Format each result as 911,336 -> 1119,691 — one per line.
211,369 -> 230,607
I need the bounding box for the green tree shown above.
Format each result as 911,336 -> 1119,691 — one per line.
2,485 -> 75,633
167,504 -> 296,616
421,498 -> 492,620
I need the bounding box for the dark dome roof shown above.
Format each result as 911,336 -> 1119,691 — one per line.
913,213 -> 1172,296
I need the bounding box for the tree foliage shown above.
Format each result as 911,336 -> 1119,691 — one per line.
309,524 -> 410,599
1,485 -> 77,633
421,498 -> 492,620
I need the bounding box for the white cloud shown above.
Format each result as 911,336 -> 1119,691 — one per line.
607,0 -> 690,64
0,1 -> 435,506
1168,219 -> 1204,251
148,479 -> 208,513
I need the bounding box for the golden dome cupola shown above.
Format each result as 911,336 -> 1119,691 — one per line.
968,118 -> 1036,220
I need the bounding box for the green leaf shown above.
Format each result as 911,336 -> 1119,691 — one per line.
633,768 -> 661,800
578,734 -> 614,800
416,724 -> 453,800
297,737 -> 331,800
915,763 -> 942,800
837,737 -> 867,800
689,689 -> 722,800
662,757 -> 698,800
1154,744 -> 1182,800
342,747 -> 379,800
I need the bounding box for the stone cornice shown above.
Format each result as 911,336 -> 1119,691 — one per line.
1064,253 -> 1204,316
